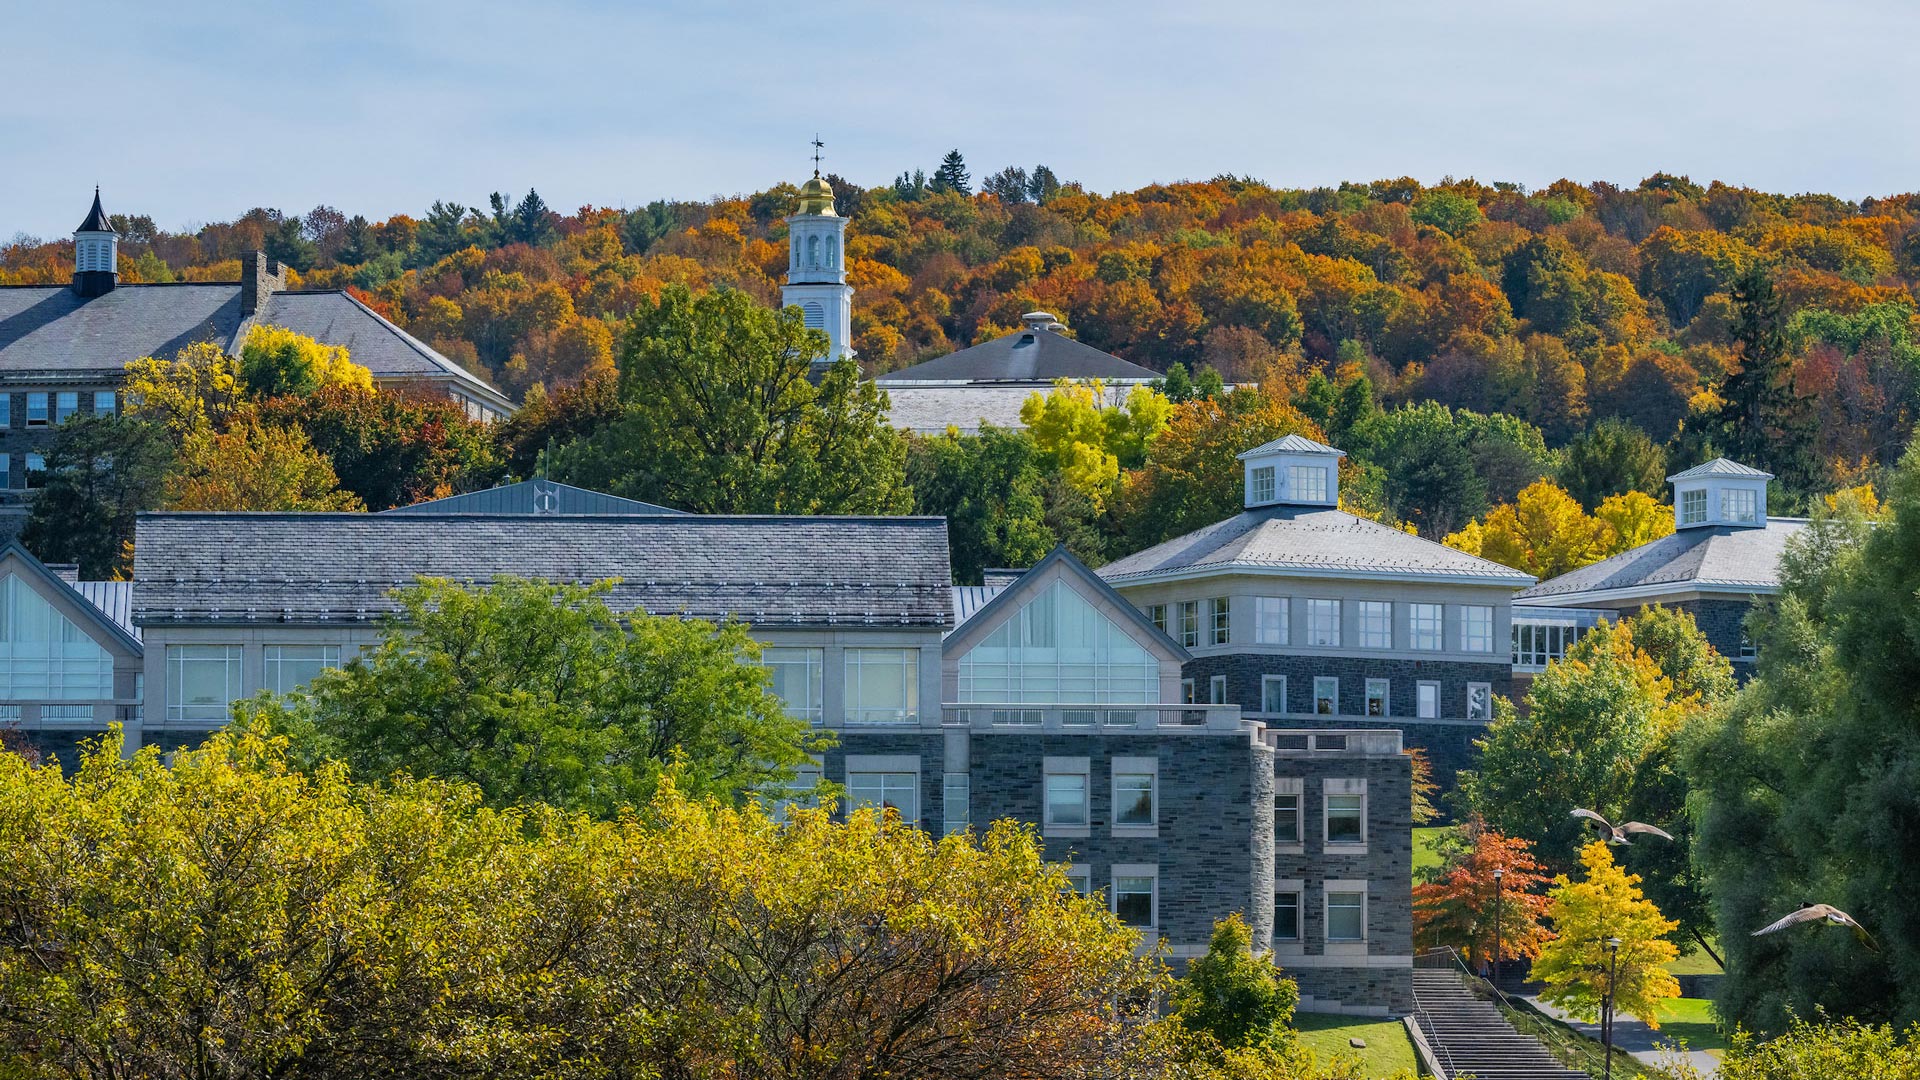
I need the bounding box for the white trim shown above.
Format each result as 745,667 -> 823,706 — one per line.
1324,778 -> 1368,853
1101,562 -> 1534,590
1110,863 -> 1158,931
1516,581 -> 1780,607
1042,755 -> 1091,838
1111,755 -> 1158,838
1324,879 -> 1369,945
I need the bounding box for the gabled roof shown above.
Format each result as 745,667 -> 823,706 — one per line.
952,584 -> 1007,624
252,291 -> 511,409
0,543 -> 141,654
1516,519 -> 1807,603
947,546 -> 1189,659
382,479 -> 683,516
1097,505 -> 1536,588
875,326 -> 1160,383
1237,433 -> 1345,459
132,513 -> 954,630
76,188 -> 112,234
1668,457 -> 1772,482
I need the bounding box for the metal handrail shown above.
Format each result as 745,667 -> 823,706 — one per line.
1418,944 -> 1518,1011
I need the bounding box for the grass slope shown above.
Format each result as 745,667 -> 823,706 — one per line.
1412,825 -> 1453,881
1655,996 -> 1729,1054
1292,1013 -> 1418,1078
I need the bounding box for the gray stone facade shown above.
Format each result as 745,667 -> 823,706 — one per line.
1666,598 -> 1760,681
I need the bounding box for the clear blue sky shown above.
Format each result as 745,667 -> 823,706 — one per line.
5,0 -> 1916,240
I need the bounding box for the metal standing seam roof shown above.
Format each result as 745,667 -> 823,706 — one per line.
875,326 -> 1161,383
1667,457 -> 1774,482
380,479 -> 684,516
1515,519 -> 1808,601
951,584 -> 1008,626
72,581 -> 139,643
131,513 -> 955,629
1236,433 -> 1345,459
1096,505 -> 1536,586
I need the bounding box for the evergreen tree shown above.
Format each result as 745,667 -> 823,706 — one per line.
930,150 -> 971,196
622,200 -> 678,254
1559,417 -> 1667,510
1156,362 -> 1196,403
891,170 -> 928,202
22,414 -> 174,579
982,166 -> 1030,204
1028,165 -> 1062,203
509,188 -> 554,246
1717,265 -> 1813,485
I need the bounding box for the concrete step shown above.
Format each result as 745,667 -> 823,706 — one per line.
1411,967 -> 1591,1080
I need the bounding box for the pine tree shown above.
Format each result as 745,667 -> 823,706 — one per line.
1717,265 -> 1812,484
982,166 -> 1029,204
931,150 -> 971,195
1028,165 -> 1062,203
510,188 -> 553,246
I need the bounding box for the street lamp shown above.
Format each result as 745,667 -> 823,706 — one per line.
1603,936 -> 1623,1080
1491,867 -> 1505,990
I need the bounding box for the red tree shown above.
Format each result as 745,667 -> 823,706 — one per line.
1414,816 -> 1553,968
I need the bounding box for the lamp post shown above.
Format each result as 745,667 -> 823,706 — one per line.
1491,867 -> 1505,990
1603,936 -> 1622,1080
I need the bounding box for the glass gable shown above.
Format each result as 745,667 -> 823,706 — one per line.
957,581 -> 1160,703
0,575 -> 116,699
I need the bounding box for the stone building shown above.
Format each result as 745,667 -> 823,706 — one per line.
1095,434 -> 1536,789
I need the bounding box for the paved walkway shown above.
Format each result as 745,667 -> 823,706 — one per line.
1521,993 -> 1720,1078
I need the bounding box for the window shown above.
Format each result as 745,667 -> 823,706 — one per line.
1326,785 -> 1366,845
1044,765 -> 1089,830
1181,677 -> 1196,703
165,644 -> 242,722
1113,758 -> 1157,830
25,393 -> 47,427
1261,674 -> 1287,714
0,575 -> 116,699
1251,465 -> 1275,503
54,392 -> 78,424
1112,869 -> 1157,929
1254,596 -> 1288,644
1724,488 -> 1758,523
1365,678 -> 1389,717
1177,601 -> 1200,649
1146,604 -> 1166,634
770,761 -> 825,822
943,773 -> 970,835
24,455 -> 44,489
263,645 -> 339,695
1513,621 -> 1584,667
844,649 -> 918,724
1681,488 -> 1707,525
93,391 -> 116,414
0,395 -> 10,428
1289,464 -> 1329,502
1313,676 -> 1338,715
1462,605 -> 1495,653
1207,596 -> 1230,646
1307,599 -> 1340,647
1275,890 -> 1302,941
1208,674 -> 1227,704
1358,601 -> 1391,649
1410,604 -> 1443,650
847,770 -> 918,825
1326,889 -> 1367,941
0,455 -> 9,488
956,581 -> 1160,704
761,647 -> 824,722
1739,629 -> 1756,660
1274,781 -> 1302,843
1417,680 -> 1440,719
1063,866 -> 1092,896
1467,682 -> 1492,722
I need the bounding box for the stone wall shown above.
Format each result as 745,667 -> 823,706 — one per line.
1668,597 -> 1760,683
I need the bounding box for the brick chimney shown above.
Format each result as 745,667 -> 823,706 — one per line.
240,251 -> 287,315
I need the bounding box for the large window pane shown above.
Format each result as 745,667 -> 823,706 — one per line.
264,644 -> 339,695
0,576 -> 115,699
1275,793 -> 1301,843
1327,891 -> 1366,941
166,645 -> 242,722
1275,891 -> 1301,940
1255,596 -> 1288,644
761,647 -> 824,722
1045,772 -> 1088,827
1115,771 -> 1155,826
1307,599 -> 1339,646
955,582 -> 1160,704
845,649 -> 918,724
1327,793 -> 1365,844
847,771 -> 917,825
1410,604 -> 1443,650
1113,874 -> 1155,928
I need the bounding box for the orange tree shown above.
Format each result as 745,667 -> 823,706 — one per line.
1414,817 -> 1554,968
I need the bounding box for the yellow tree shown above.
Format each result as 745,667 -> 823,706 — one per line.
1532,841 -> 1680,1026
1593,489 -> 1675,550
166,420 -> 364,511
1021,379 -> 1171,510
239,324 -> 376,397
1444,480 -> 1609,578
122,341 -> 245,438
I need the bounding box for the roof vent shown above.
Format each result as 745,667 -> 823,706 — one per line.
1020,311 -> 1063,332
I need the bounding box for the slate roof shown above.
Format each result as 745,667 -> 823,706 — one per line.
1515,519 -> 1807,602
1668,457 -> 1773,482
77,189 -> 112,233
1096,505 -> 1536,587
1238,433 -> 1345,459
131,513 -> 954,629
382,479 -> 683,516
255,291 -> 506,404
884,385 -> 1037,434
875,326 -> 1160,383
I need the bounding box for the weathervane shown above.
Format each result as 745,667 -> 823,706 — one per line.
811,134 -> 825,178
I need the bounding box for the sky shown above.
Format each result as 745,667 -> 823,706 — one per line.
4,0 -> 1918,239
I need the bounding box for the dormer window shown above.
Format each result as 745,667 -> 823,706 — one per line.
1252,466 -> 1275,503
1680,488 -> 1707,526
1289,465 -> 1328,503
1723,488 -> 1757,523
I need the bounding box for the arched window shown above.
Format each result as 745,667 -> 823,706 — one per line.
806,234 -> 820,268
802,301 -> 826,329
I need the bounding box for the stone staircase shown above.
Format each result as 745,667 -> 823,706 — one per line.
1411,968 -> 1590,1080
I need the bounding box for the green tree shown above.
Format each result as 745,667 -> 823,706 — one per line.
1558,417 -> 1669,510
907,425 -> 1055,584
548,285 -> 908,514
1686,1016 -> 1920,1080
258,384 -> 504,510
1533,841 -> 1681,1026
930,149 -> 972,195
1717,265 -> 1814,487
252,577 -> 821,815
1410,189 -> 1483,236
1172,914 -> 1298,1050
21,414 -> 174,579
1351,403 -> 1489,537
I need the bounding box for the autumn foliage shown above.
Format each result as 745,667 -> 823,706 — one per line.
1414,817 -> 1554,967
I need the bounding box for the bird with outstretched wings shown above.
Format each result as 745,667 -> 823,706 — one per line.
1752,903 -> 1878,951
1571,807 -> 1675,845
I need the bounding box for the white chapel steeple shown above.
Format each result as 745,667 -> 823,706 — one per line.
781,139 -> 854,363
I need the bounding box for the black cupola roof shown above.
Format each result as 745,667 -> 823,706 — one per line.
76,187 -> 112,233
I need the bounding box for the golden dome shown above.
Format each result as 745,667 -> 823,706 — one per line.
795,175 -> 837,216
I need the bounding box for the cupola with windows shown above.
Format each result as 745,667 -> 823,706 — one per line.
1668,457 -> 1770,529
72,187 -> 118,298
781,164 -> 853,362
1237,434 -> 1344,509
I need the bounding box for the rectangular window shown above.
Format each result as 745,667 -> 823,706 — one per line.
262,644 -> 339,695
1181,677 -> 1196,704
1467,682 -> 1493,722
165,644 -> 242,722
1739,629 -> 1756,660
1307,599 -> 1340,647
1358,601 -> 1391,649
942,773 -> 970,835
1274,789 -> 1302,844
844,648 -> 918,724
1261,674 -> 1287,714
770,760 -> 824,822
1681,488 -> 1707,525
1275,891 -> 1301,941
847,770 -> 918,825
1112,870 -> 1157,929
1289,464 -> 1329,502
1326,789 -> 1366,845
1146,604 -> 1167,634
1326,889 -> 1367,941
1724,488 -> 1758,523
25,393 -> 47,427
93,391 -> 116,414
1113,759 -> 1157,829
54,392 -> 78,424
1462,605 -> 1494,653
1207,596 -> 1231,646
1251,465 -> 1275,503
1045,769 -> 1089,829
1417,680 -> 1440,719
23,454 -> 44,489
1313,676 -> 1338,715
1254,596 -> 1289,644
1177,601 -> 1200,649
1208,674 -> 1227,704
761,647 -> 825,723
1063,866 -> 1092,896
1410,603 -> 1443,650
0,455 -> 9,489
1365,678 -> 1389,717
0,395 -> 10,428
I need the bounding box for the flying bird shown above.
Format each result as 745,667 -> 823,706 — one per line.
1570,808 -> 1674,845
1752,903 -> 1878,951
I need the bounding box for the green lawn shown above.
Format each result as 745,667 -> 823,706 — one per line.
1292,1013 -> 1418,1078
1666,939 -> 1724,976
1413,825 -> 1454,881
1655,996 -> 1730,1054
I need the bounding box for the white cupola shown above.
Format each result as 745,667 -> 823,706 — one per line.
1237,434 -> 1345,509
1667,458 -> 1770,530
72,186 -> 119,298
781,171 -> 854,363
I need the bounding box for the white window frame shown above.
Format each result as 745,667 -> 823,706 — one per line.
761,646 -> 825,724
262,644 -> 340,696
768,755 -> 825,822
93,390 -> 116,414
1325,882 -> 1368,944
54,391 -> 78,424
1416,680 -> 1440,719
1043,756 -> 1091,837
1289,464 -> 1329,502
1063,865 -> 1093,896
1410,603 -> 1444,651
1274,883 -> 1304,942
1462,605 -> 1495,653
1365,677 -> 1389,717
845,758 -> 920,827
1307,599 -> 1340,647
1146,603 -> 1167,634
1208,674 -> 1227,704
1274,777 -> 1304,847
1467,682 -> 1493,722
1254,596 -> 1289,645
843,648 -> 919,725
1207,596 -> 1231,646
1358,600 -> 1391,649
1324,778 -> 1367,849
1724,487 -> 1757,523
1251,465 -> 1275,503
1112,756 -> 1158,837
0,396 -> 11,428
942,772 -> 970,836
1111,864 -> 1159,931
1681,488 -> 1707,525
165,644 -> 243,723
25,393 -> 47,427
1181,677 -> 1196,704
1177,601 -> 1200,649
1313,675 -> 1338,715
1261,674 -> 1287,715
